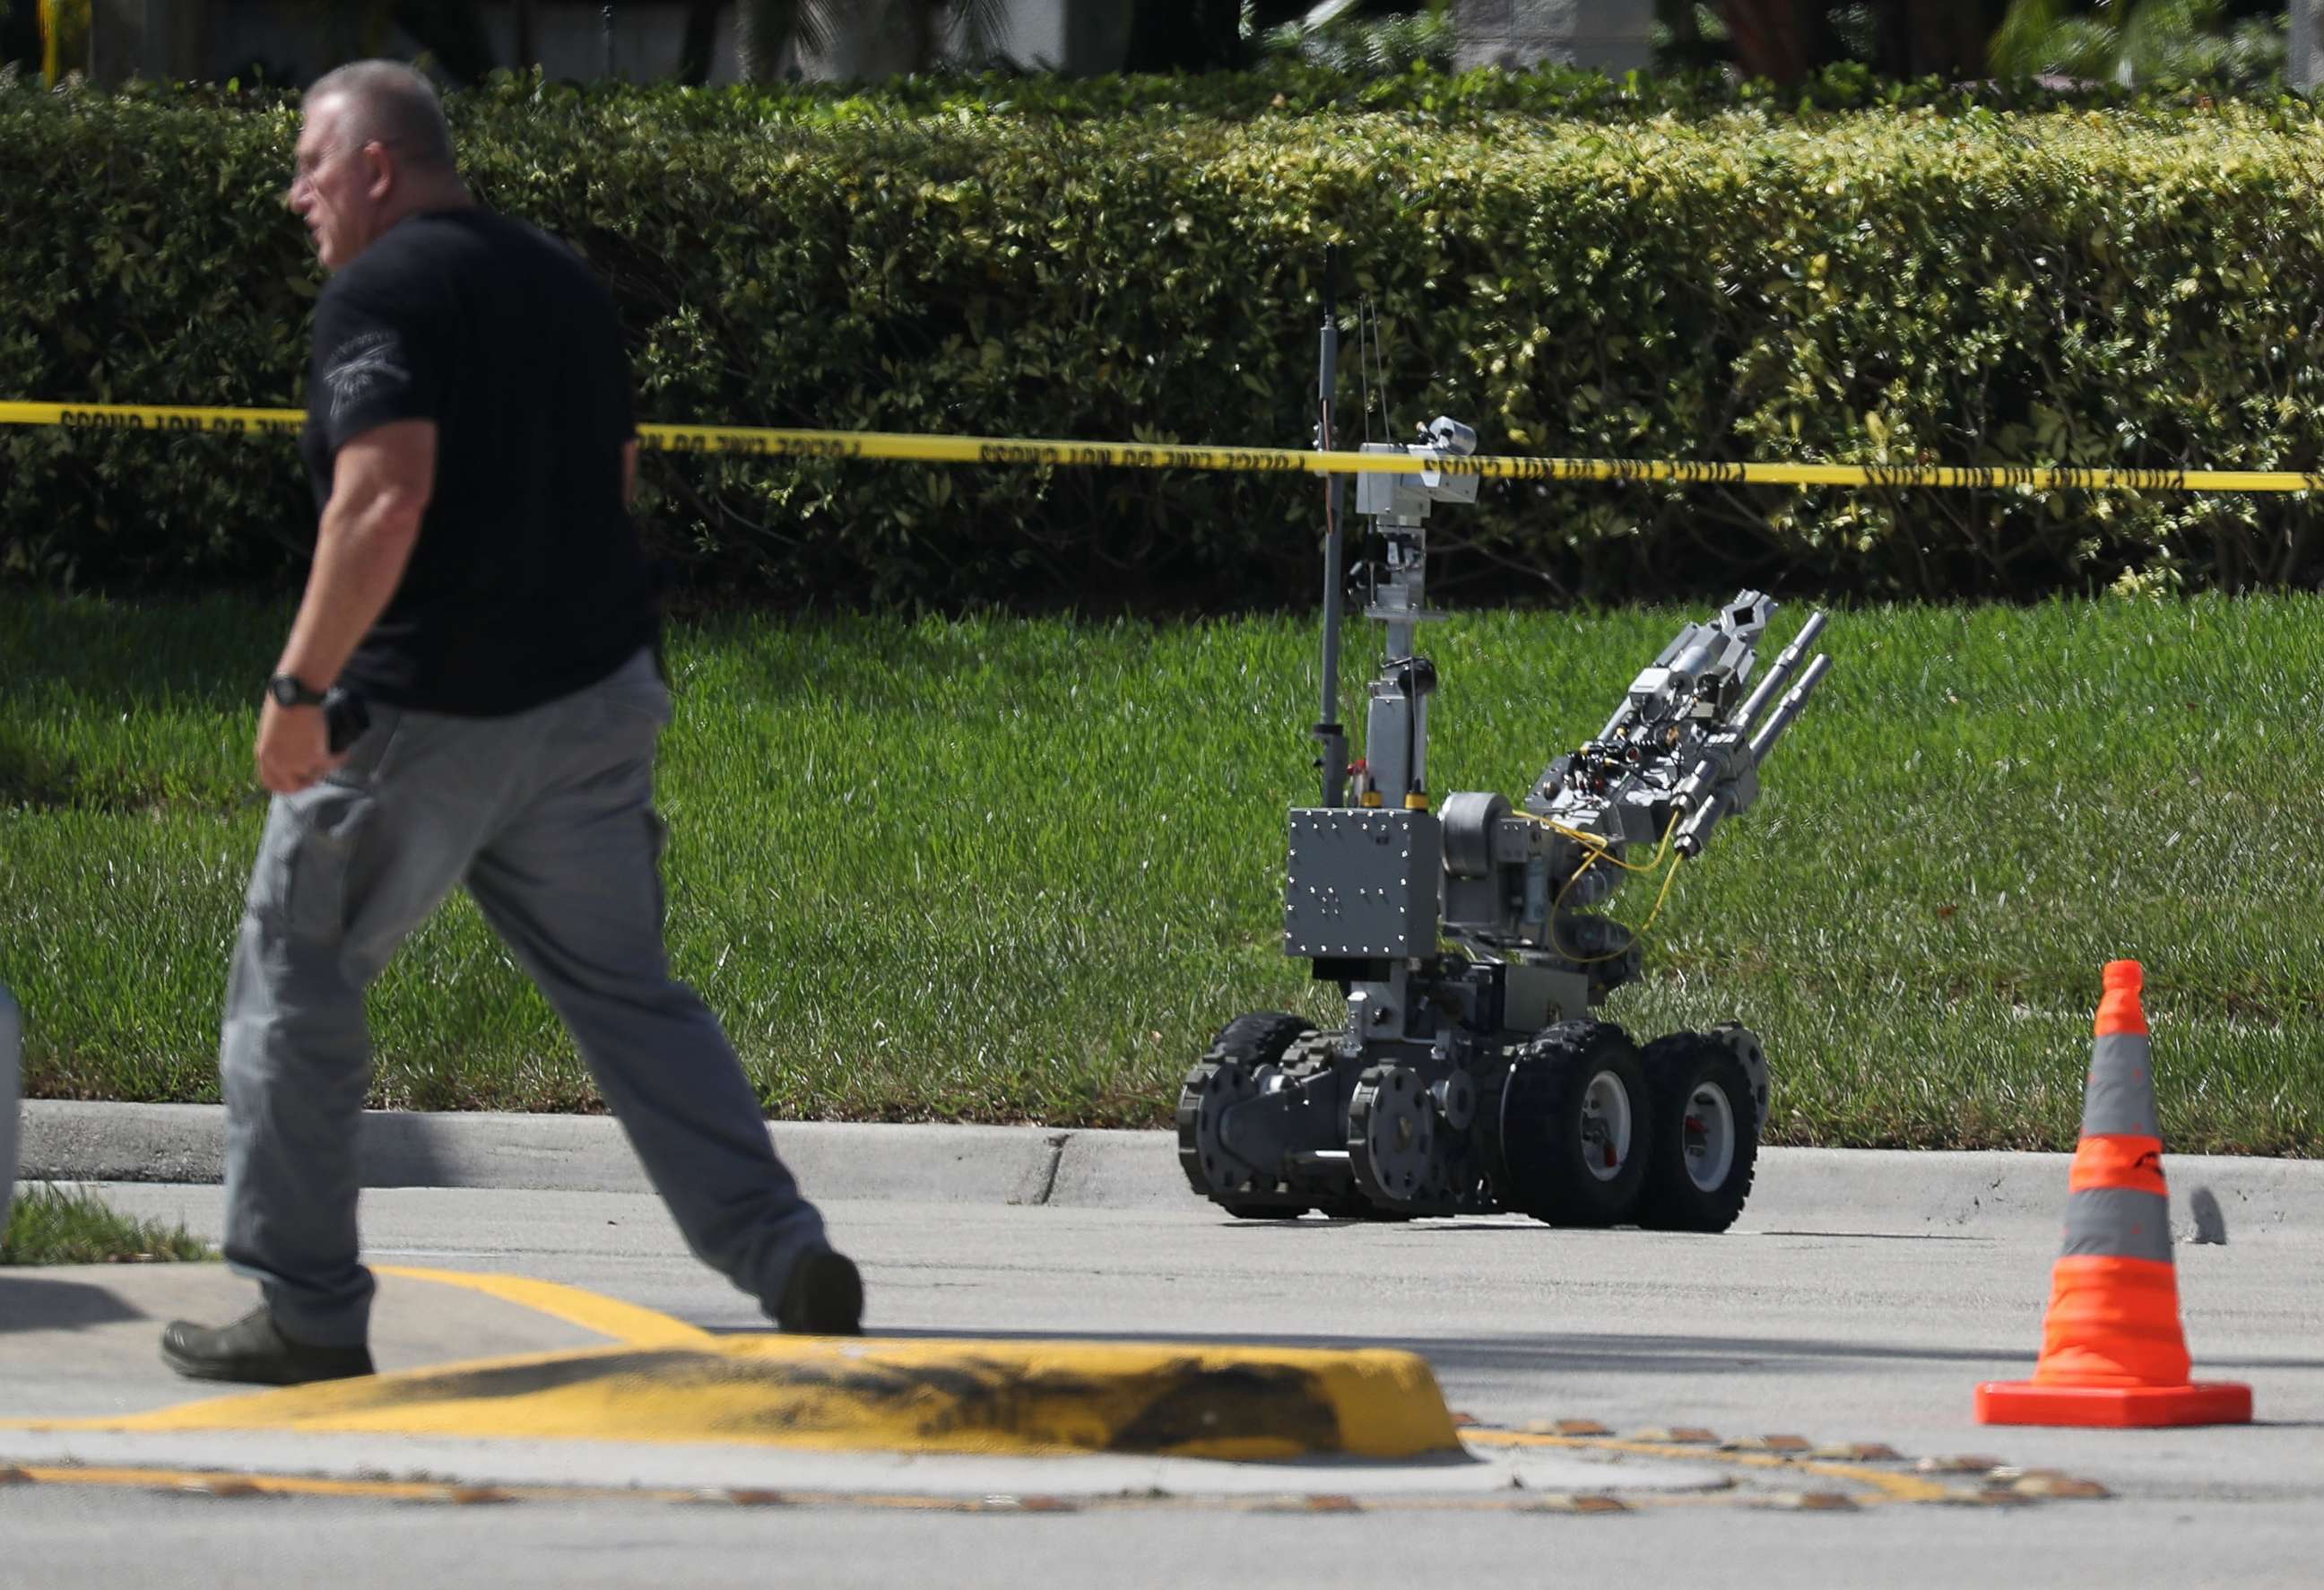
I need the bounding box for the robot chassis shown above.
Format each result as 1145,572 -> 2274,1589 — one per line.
1178,413 -> 1833,1232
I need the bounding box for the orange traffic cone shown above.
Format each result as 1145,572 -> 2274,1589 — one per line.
1975,960 -> 2251,1428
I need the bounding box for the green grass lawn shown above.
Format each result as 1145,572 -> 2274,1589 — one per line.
4,591 -> 2320,1153
1,1185 -> 213,1265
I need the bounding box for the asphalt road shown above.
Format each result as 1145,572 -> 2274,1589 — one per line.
5,1147 -> 2320,1590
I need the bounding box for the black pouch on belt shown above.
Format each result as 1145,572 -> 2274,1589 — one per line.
323,687 -> 370,754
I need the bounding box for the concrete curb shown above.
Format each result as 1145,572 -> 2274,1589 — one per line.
15,1100 -> 1095,1206
0,989 -> 18,1245
16,1099 -> 2324,1234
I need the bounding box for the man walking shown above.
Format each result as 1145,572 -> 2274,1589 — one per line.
162,60 -> 860,1386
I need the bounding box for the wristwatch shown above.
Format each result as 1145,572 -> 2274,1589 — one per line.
266,673 -> 327,709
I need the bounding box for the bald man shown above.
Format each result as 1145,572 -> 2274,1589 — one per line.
161,60 -> 860,1386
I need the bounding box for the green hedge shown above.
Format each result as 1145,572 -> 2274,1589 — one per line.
9,74 -> 2324,604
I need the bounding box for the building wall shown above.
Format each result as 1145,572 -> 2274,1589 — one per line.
140,0 -> 1124,87
1452,0 -> 1652,75
482,2 -> 744,83
986,0 -> 1131,74
800,0 -> 1132,79
195,1 -> 743,87
79,1 -> 744,87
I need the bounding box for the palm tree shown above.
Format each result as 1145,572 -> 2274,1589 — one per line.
678,0 -> 724,83
1716,0 -> 1817,81
1989,0 -> 2277,86
1125,0 -> 1246,70
1713,1 -> 2005,83
390,0 -> 496,81
735,0 -> 1010,81
70,0 -> 499,85
34,0 -> 86,82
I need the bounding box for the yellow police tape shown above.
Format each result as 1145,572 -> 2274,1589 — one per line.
4,398 -> 2319,493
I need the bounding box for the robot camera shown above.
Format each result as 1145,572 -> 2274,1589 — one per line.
1421,416 -> 1478,456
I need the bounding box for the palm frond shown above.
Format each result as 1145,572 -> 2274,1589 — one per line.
738,0 -> 836,78
1989,0 -> 2070,77
948,0 -> 1010,66
2122,0 -> 2225,83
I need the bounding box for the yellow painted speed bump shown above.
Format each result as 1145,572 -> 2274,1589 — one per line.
56,1335 -> 1461,1462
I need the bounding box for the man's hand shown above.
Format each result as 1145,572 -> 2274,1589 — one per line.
256,698 -> 346,795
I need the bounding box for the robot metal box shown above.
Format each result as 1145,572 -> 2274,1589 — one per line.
1282,808 -> 1442,959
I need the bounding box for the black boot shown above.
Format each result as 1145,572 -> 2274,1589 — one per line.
775,1248 -> 863,1335
160,1307 -> 376,1386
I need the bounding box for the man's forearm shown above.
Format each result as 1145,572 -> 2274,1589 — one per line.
274,491 -> 423,689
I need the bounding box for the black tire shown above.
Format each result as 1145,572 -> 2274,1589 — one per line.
1178,1012 -> 1319,1216
1496,1020 -> 1651,1228
1175,1060 -> 1236,1197
1636,1033 -> 1759,1233
1208,1011 -> 1317,1067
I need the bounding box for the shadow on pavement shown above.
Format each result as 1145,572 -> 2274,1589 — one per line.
0,1274 -> 147,1335
698,1323 -> 2324,1379
1201,1221 -> 1996,1244
357,1114 -> 456,1189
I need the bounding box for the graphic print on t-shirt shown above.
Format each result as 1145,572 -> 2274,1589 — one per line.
322,329 -> 412,422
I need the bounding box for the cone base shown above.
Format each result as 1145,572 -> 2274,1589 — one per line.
1976,1378 -> 2251,1428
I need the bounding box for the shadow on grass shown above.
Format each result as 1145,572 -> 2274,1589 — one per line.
0,595 -> 283,813
0,595 -> 282,709
680,610 -> 1197,719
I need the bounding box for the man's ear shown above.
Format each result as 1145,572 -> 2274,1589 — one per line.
362,143 -> 397,203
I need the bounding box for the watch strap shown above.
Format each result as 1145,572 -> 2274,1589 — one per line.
269,673 -> 327,708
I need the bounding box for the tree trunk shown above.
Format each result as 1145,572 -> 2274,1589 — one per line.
1717,0 -> 1817,83
735,0 -> 803,80
1123,0 -> 1243,72
677,0 -> 721,83
391,0 -> 496,83
4,0 -> 49,74
812,0 -> 923,78
1897,0 -> 1987,79
898,0 -> 936,72
513,0 -> 537,68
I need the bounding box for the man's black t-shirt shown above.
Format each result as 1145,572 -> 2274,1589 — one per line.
300,208 -> 653,717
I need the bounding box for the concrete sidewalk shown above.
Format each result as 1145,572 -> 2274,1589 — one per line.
0,1244 -> 1752,1510
1,1264 -> 612,1421
8,1139 -> 2324,1589
10,1169 -> 2322,1590
18,1099 -> 2324,1235
0,1186 -> 2143,1515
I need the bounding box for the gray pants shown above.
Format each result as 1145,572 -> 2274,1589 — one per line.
221,649 -> 827,1346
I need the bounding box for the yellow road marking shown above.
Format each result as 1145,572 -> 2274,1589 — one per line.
374,1266 -> 713,1348
4,1464 -> 500,1503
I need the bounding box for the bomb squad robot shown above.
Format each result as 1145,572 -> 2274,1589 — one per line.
1177,292 -> 1832,1231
